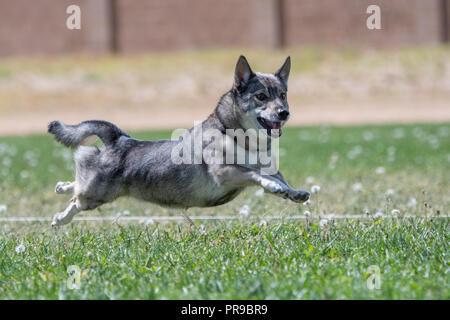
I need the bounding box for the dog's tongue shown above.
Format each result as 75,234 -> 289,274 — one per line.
266,120 -> 281,130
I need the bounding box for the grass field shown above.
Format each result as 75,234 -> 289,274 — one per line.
0,123 -> 448,299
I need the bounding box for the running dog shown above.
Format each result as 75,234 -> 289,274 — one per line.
48,55 -> 310,227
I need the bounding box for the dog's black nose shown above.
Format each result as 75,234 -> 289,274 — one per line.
277,109 -> 290,121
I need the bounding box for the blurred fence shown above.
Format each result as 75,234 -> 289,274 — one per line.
0,0 -> 449,56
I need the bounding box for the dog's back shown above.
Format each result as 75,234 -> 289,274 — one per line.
50,120 -> 242,210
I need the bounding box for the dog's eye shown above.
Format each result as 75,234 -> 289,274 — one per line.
280,92 -> 286,100
255,93 -> 267,101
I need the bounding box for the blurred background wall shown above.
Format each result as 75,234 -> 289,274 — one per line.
1,0 -> 449,56
1,0 -> 449,134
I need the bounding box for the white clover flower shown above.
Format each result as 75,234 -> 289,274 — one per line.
24,151 -> 39,167
305,176 -> 315,184
1,168 -> 8,176
387,146 -> 396,162
391,209 -> 400,216
428,136 -> 439,149
318,133 -> 329,143
28,159 -> 38,167
352,182 -> 363,192
347,146 -> 362,160
20,171 -> 30,179
413,127 -> 425,139
330,153 -> 339,163
311,185 -> 321,193
239,205 -> 250,218
328,153 -> 339,169
259,220 -> 267,227
254,189 -> 264,197
407,197 -> 418,207
15,244 -> 25,253
319,219 -> 328,227
138,218 -> 155,226
304,211 -> 311,217
386,189 -> 395,196
0,204 -> 7,213
393,128 -> 405,139
438,126 -> 449,137
299,131 -> 311,141
387,146 -> 396,155
24,150 -> 37,160
375,167 -> 386,175
363,131 -> 374,141
86,251 -> 93,259
2,157 -> 11,167
374,211 -> 384,219
0,144 -> 17,156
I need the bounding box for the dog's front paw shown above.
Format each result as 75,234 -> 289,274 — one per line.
51,212 -> 74,227
288,190 -> 310,203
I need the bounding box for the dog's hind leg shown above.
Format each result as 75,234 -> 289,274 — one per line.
51,196 -> 80,227
52,193 -> 106,227
55,181 -> 75,195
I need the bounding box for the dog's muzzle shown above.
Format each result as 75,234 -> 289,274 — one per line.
257,117 -> 282,137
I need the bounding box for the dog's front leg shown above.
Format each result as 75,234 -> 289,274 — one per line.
270,171 -> 310,203
212,165 -> 309,202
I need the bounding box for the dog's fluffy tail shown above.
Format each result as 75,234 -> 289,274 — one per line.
48,120 -> 130,148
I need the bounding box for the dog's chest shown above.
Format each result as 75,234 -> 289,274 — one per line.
192,172 -> 243,207
202,185 -> 243,207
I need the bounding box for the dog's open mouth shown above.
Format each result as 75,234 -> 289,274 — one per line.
257,117 -> 282,136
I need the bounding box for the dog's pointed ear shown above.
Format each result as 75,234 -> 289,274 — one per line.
275,56 -> 291,86
234,55 -> 254,89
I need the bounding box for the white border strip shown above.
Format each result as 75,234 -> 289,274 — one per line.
0,214 -> 447,223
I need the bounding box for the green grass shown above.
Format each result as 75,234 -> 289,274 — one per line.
0,123 -> 449,299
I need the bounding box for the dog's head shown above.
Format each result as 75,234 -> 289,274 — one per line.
232,55 -> 291,138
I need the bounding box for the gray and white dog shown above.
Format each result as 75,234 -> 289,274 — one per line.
48,56 -> 310,227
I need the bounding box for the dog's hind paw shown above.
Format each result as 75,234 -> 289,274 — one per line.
51,212 -> 74,227
55,181 -> 73,194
